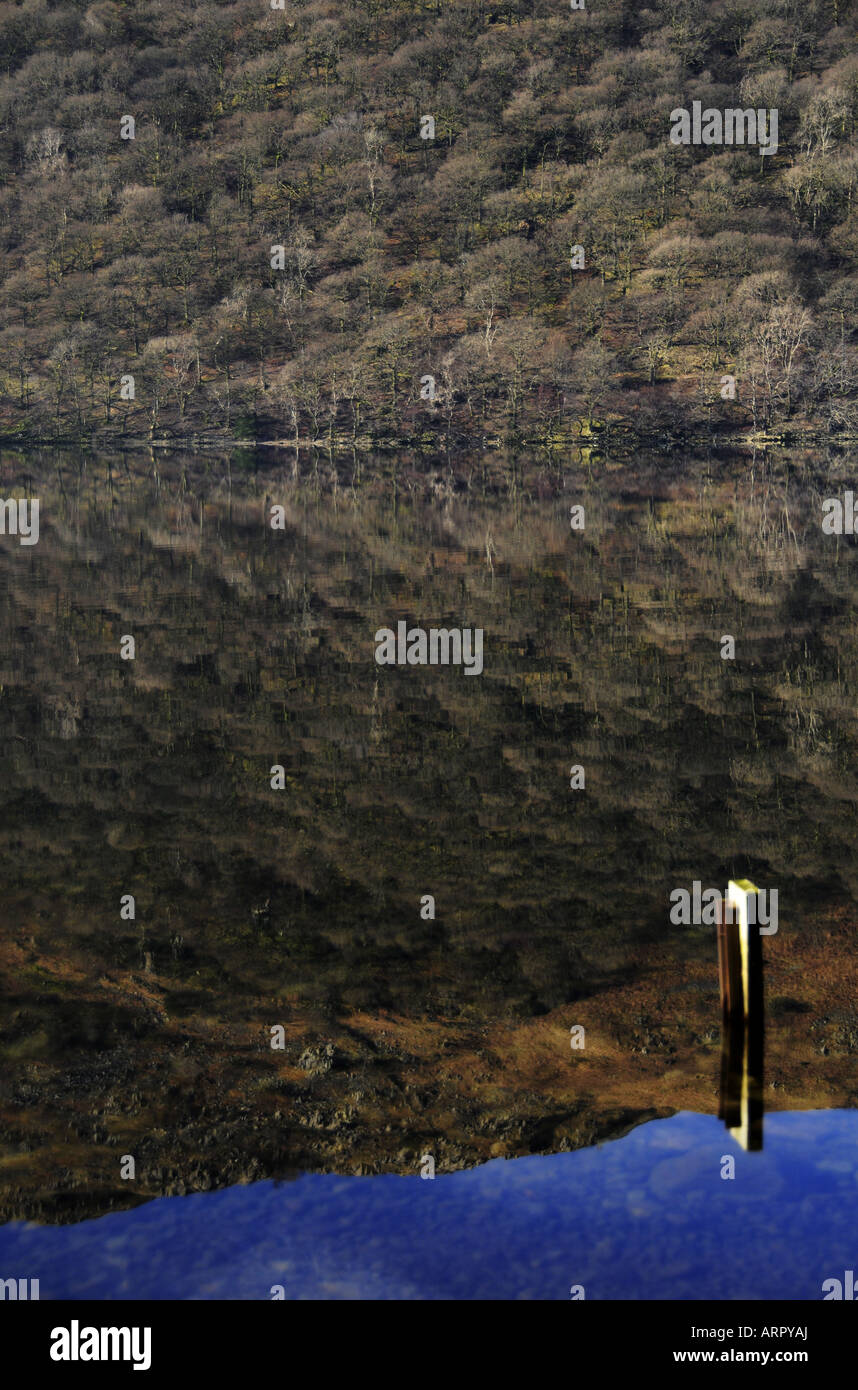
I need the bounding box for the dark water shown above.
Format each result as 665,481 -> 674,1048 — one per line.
1,1110 -> 856,1299
1,447 -> 857,1298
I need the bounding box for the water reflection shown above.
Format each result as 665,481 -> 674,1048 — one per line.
720,1010 -> 764,1152
0,447 -> 857,1239
1,1110 -> 855,1299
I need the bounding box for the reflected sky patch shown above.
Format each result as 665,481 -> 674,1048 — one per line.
2,1110 -> 856,1300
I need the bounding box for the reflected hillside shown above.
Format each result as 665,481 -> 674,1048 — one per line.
1,447 -> 857,1224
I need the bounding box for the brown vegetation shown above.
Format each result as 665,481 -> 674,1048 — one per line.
2,2 -> 858,445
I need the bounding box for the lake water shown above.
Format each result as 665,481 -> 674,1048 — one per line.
1,447 -> 857,1299
1,1109 -> 856,1299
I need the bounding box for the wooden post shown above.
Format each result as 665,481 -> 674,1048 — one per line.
718,880 -> 764,1151
726,879 -> 764,1023
717,896 -> 742,1019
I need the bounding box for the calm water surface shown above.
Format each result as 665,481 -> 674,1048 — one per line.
1,448 -> 857,1299
1,1110 -> 856,1299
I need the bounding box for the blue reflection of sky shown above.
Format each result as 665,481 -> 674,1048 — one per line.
1,1110 -> 856,1300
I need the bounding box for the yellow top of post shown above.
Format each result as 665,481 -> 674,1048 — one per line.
730,878 -> 759,897
727,879 -> 759,1010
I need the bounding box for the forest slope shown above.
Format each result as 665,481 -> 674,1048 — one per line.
2,0 -> 858,445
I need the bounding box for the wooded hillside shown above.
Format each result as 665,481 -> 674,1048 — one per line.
1,0 -> 858,446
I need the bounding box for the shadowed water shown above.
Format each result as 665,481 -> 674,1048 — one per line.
1,447 -> 857,1300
